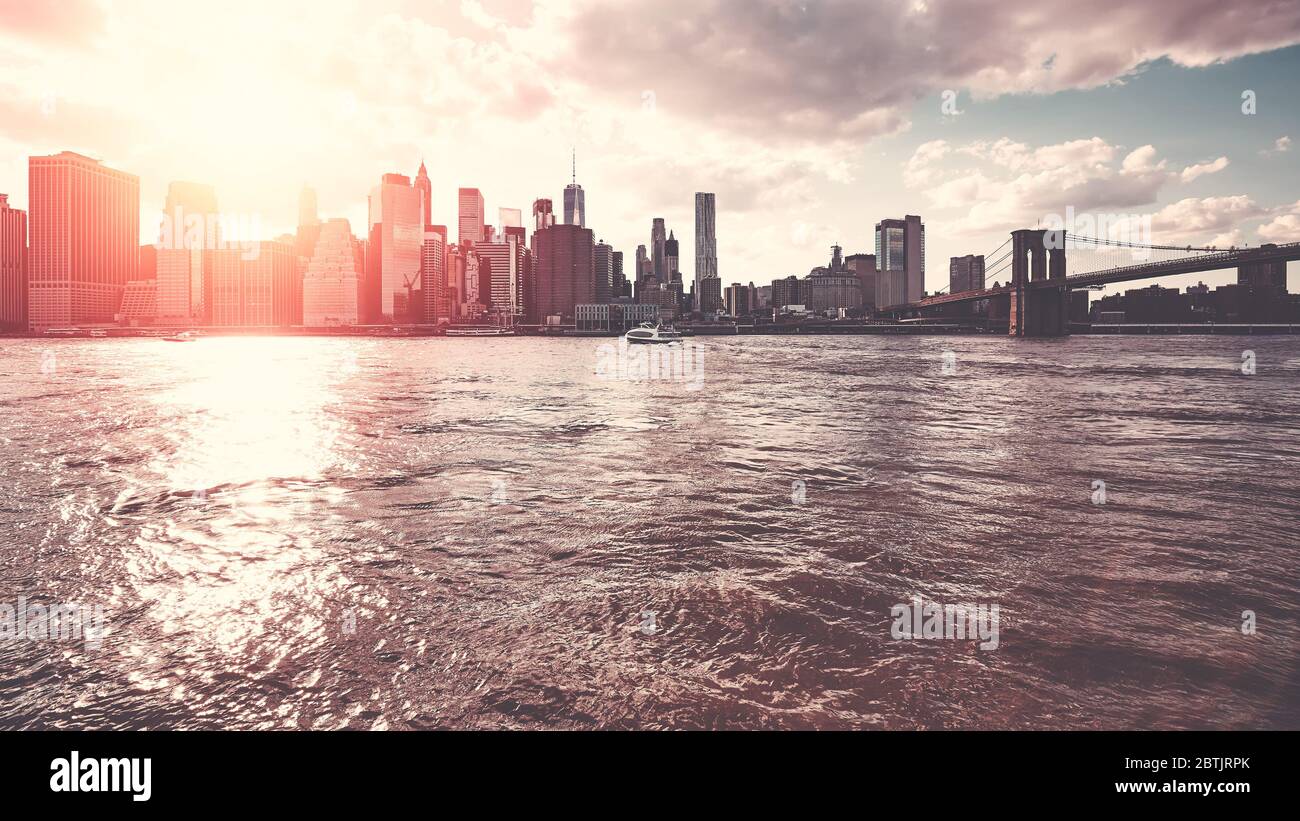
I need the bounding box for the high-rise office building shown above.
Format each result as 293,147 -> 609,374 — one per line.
593,241 -> 616,304
205,241 -> 297,327
532,199 -> 555,232
28,152 -> 139,330
875,215 -> 925,307
420,225 -> 448,324
698,276 -> 722,314
1238,258 -> 1288,292
299,185 -> 318,229
949,254 -> 986,294
458,187 -> 485,245
651,218 -> 666,281
414,161 -> 432,228
771,275 -> 802,309
476,234 -> 526,319
694,192 -> 717,302
156,180 -> 219,324
0,194 -> 27,331
530,223 -> 594,324
612,250 -> 628,299
724,283 -> 753,317
846,253 -> 878,310
295,184 -> 322,275
368,173 -> 422,322
564,150 -> 585,228
499,208 -> 523,233
665,231 -> 679,281
303,218 -> 364,326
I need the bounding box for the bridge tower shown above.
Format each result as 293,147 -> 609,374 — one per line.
1008,228 -> 1069,337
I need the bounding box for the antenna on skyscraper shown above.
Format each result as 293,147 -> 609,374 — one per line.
571,147 -> 576,185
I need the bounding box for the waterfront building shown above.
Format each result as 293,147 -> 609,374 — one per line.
0,194 -> 27,331
421,226 -> 448,324
303,218 -> 364,326
575,303 -> 659,332
368,173 -> 422,322
949,254 -> 986,293
724,282 -> 753,317
875,215 -> 925,307
28,152 -> 140,331
698,276 -> 723,314
531,223 -> 594,324
845,253 -> 877,311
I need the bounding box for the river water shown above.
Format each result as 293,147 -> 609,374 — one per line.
1,334 -> 1297,729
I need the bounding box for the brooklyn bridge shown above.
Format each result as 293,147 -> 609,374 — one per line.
884,231 -> 1300,337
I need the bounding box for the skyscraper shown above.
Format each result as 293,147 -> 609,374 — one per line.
28,152 -> 139,331
694,192 -> 717,304
458,188 -> 485,245
303,219 -> 364,326
651,218 -> 666,281
421,225 -> 448,324
0,194 -> 27,331
845,253 -> 878,310
368,173 -> 422,322
476,233 -> 527,319
875,215 -> 925,307
564,149 -> 585,228
531,223 -> 594,324
593,241 -> 615,304
665,231 -> 679,281
612,250 -> 627,298
298,185 -> 319,230
532,199 -> 555,232
499,208 -> 522,231
949,254 -> 986,294
414,161 -> 432,227
206,241 -> 297,327
157,180 -> 219,324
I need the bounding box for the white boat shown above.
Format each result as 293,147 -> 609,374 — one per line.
162,331 -> 197,342
446,325 -> 516,337
625,322 -> 683,344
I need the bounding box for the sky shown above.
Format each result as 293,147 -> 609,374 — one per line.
0,0 -> 1298,295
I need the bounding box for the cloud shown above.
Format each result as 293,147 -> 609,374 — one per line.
0,0 -> 105,46
1261,135 -> 1292,156
1258,200 -> 1300,242
1148,195 -> 1265,245
542,0 -> 1300,142
903,136 -> 1172,234
1179,156 -> 1229,183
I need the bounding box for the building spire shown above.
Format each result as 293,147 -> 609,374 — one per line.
571,147 -> 577,185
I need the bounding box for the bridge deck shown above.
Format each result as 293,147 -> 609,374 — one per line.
892,241 -> 1300,311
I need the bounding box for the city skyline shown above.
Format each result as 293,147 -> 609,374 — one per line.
0,2 -> 1298,295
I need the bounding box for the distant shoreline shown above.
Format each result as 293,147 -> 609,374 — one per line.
5,323 -> 1300,340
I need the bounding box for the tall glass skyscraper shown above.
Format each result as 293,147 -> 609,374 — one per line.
369,173 -> 422,322
874,215 -> 925,307
564,149 -> 585,227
